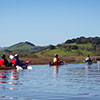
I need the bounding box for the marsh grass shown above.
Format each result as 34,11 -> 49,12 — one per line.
16,56 -> 100,65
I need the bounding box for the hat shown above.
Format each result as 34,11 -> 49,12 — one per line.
55,54 -> 58,57
15,54 -> 18,57
1,54 -> 6,59
14,54 -> 19,59
9,55 -> 14,59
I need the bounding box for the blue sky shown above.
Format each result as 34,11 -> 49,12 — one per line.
0,0 -> 100,47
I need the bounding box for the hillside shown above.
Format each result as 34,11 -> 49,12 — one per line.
35,37 -> 100,56
2,41 -> 45,53
0,36 -> 100,56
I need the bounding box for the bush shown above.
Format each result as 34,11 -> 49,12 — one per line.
48,45 -> 55,50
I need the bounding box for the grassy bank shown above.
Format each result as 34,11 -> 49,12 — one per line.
20,56 -> 100,65
4,53 -> 100,65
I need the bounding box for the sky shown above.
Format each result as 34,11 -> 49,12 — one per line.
0,0 -> 100,47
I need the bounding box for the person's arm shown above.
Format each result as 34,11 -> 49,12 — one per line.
85,57 -> 89,61
4,59 -> 9,66
17,59 -> 22,66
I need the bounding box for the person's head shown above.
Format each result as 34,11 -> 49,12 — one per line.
9,55 -> 14,59
1,54 -> 6,59
14,54 -> 19,59
55,54 -> 58,58
88,55 -> 90,57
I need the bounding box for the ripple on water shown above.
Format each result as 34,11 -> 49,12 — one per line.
0,64 -> 100,100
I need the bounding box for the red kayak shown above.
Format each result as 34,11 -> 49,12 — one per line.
0,60 -> 31,70
49,61 -> 64,66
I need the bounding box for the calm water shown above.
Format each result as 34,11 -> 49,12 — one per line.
0,63 -> 100,100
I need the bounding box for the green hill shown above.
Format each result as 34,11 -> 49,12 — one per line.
1,36 -> 100,56
35,37 -> 100,56
2,41 -> 45,53
35,43 -> 93,56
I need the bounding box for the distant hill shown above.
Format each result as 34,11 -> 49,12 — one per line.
35,37 -> 100,56
0,47 -> 3,50
2,41 -> 45,53
0,37 -> 100,56
0,47 -> 7,50
65,36 -> 100,45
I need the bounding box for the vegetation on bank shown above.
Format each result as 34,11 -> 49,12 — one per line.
0,51 -> 99,64
0,37 -> 99,56
3,54 -> 100,65
35,36 -> 100,56
36,43 -> 93,56
0,36 -> 100,56
0,36 -> 100,64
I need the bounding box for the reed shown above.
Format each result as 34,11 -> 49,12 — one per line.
20,56 -> 100,65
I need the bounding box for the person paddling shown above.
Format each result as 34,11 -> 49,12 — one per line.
14,54 -> 31,69
14,54 -> 23,67
53,54 -> 61,64
0,54 -> 9,66
85,55 -> 92,64
9,55 -> 17,67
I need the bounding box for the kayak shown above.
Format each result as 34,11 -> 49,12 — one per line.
49,61 -> 64,66
87,61 -> 92,65
0,66 -> 15,70
0,65 -> 32,70
85,60 -> 92,65
0,60 -> 32,70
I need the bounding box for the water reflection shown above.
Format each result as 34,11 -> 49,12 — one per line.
97,61 -> 100,68
53,65 -> 60,78
9,69 -> 22,91
9,69 -> 19,86
10,69 -> 18,80
9,97 -> 18,99
0,64 -> 100,100
0,70 -> 6,84
0,69 -> 19,84
0,70 -> 6,90
0,96 -> 5,99
85,63 -> 91,72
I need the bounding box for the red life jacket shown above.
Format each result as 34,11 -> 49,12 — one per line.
11,59 -> 17,65
0,59 -> 5,66
57,58 -> 60,63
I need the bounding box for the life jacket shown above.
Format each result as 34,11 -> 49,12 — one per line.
57,58 -> 60,63
11,59 -> 17,66
53,57 -> 60,63
0,59 -> 5,66
85,57 -> 92,62
53,57 -> 57,63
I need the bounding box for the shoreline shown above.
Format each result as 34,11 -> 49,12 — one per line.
20,56 -> 100,65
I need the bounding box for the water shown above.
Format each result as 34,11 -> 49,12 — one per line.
0,63 -> 100,100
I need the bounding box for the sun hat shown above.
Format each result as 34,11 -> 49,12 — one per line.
9,55 -> 14,59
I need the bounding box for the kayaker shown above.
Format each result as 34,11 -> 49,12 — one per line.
85,55 -> 92,64
9,55 -> 17,66
14,54 -> 31,69
0,54 -> 9,66
14,54 -> 23,66
96,58 -> 100,64
53,54 -> 60,64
